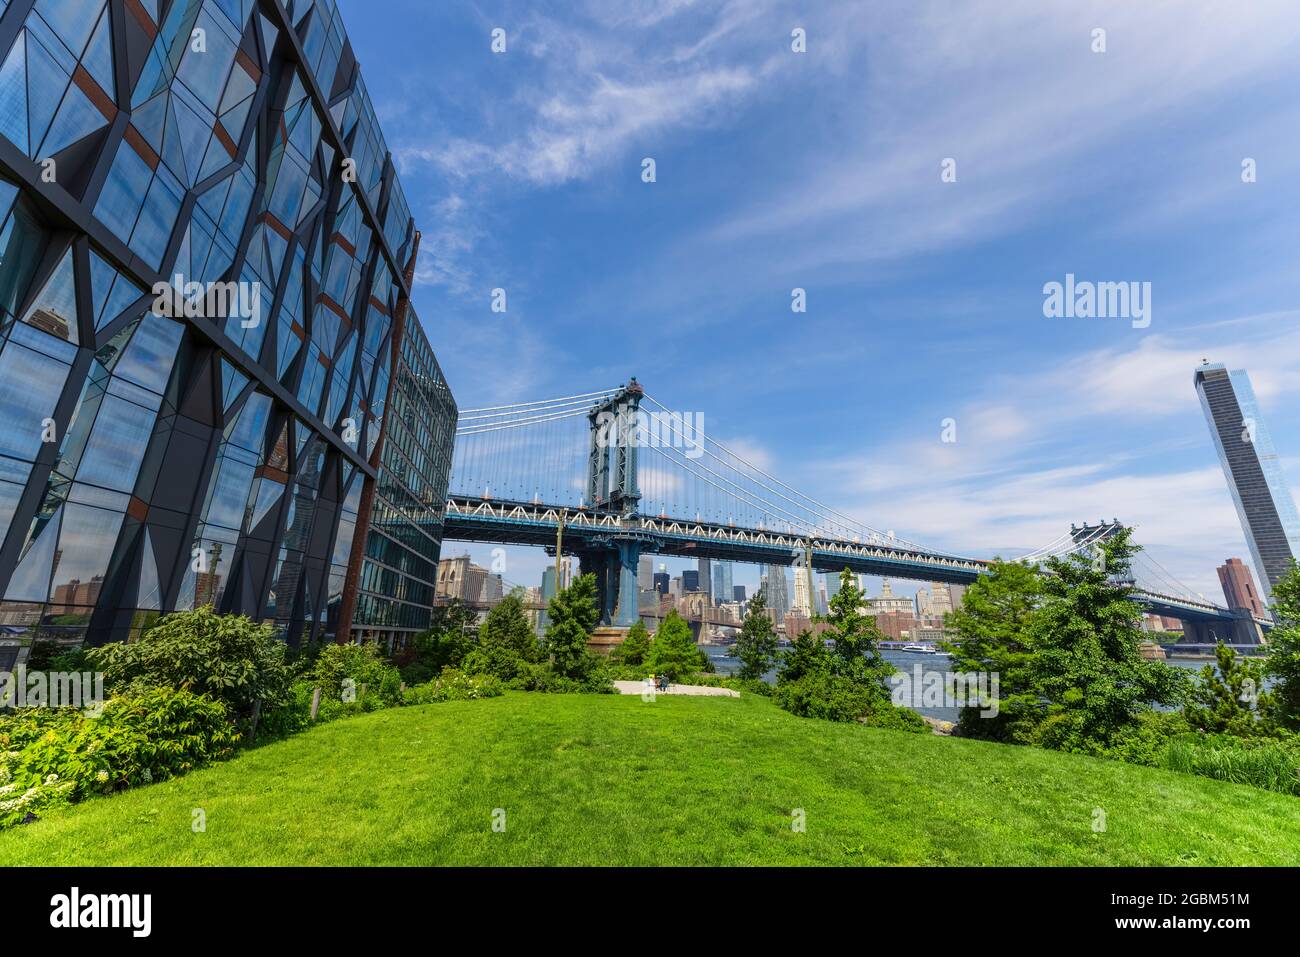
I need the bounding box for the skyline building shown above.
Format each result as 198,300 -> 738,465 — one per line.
763,564 -> 791,617
697,558 -> 712,603
0,0 -> 455,659
711,561 -> 733,609
792,564 -> 814,615
1196,362 -> 1300,604
1217,557 -> 1267,619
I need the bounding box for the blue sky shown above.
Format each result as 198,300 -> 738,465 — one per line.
341,0 -> 1300,600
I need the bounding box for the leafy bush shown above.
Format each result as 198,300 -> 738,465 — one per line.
775,667 -> 925,729
0,688 -> 238,829
1160,733 -> 1300,796
402,669 -> 505,704
400,601 -> 478,684
505,660 -> 614,694
86,607 -> 291,723
308,642 -> 402,707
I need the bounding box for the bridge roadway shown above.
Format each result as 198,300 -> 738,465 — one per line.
442,495 -> 1269,640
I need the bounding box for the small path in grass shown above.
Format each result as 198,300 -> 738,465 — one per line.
612,680 -> 740,697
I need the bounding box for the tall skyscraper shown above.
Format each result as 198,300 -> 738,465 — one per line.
792,566 -> 814,615
682,569 -> 700,592
764,565 -> 791,617
732,584 -> 747,602
1196,363 -> 1300,603
1217,558 -> 1267,618
711,562 -> 734,609
638,555 -> 654,591
697,558 -> 713,603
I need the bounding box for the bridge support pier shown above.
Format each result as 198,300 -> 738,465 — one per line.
574,538 -> 643,630
1179,613 -> 1263,647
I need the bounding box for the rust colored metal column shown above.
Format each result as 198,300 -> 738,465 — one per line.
334,231 -> 421,643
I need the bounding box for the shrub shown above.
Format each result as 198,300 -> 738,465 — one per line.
402,669 -> 505,704
0,688 -> 238,829
308,642 -> 401,707
86,607 -> 292,723
505,660 -> 614,694
773,672 -> 877,723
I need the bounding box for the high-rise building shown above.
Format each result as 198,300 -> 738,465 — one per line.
792,565 -> 814,615
711,561 -> 733,609
0,0 -> 455,658
638,555 -> 653,592
697,558 -> 712,603
732,584 -> 746,602
653,569 -> 670,596
682,569 -> 700,592
929,582 -> 955,617
1196,362 -> 1300,603
824,572 -> 842,602
764,565 -> 791,617
346,310 -> 456,647
1217,557 -> 1267,618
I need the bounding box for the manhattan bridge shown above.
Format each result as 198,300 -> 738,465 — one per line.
444,381 -> 1269,645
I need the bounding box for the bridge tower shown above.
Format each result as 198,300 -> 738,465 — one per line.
577,380 -> 649,635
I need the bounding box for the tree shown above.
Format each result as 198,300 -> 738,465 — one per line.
647,610 -> 706,681
773,570 -> 923,729
943,558 -> 1044,741
1185,642 -> 1278,737
1264,559 -> 1300,730
464,592 -> 538,680
614,620 -> 651,666
543,574 -> 600,679
731,588 -> 778,680
404,600 -> 477,682
1028,527 -> 1186,752
821,568 -> 893,695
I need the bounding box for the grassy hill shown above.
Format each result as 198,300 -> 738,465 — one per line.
2,691 -> 1297,866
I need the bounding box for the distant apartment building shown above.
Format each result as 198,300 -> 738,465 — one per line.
1196,362 -> 1300,604
1217,557 -> 1267,618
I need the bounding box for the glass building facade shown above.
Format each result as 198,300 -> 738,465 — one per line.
350,306 -> 457,648
1196,363 -> 1300,607
0,0 -> 454,666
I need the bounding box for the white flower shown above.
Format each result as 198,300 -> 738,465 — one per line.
96,770 -> 109,783
44,773 -> 58,785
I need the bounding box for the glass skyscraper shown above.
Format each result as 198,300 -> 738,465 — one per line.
0,0 -> 455,663
1195,362 -> 1300,605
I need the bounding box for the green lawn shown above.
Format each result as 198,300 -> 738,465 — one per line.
2,691 -> 1297,866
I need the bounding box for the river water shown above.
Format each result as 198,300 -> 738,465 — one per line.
704,646 -> 1217,722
